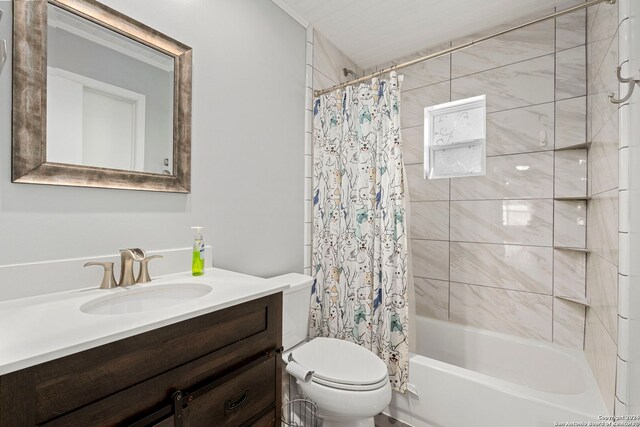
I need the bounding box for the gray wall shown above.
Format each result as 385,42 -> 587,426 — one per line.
0,0 -> 305,280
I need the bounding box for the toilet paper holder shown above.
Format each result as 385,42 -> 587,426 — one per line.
286,354 -> 315,383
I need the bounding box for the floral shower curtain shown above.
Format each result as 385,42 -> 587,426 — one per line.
309,72 -> 409,393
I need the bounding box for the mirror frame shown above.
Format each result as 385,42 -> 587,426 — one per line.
12,0 -> 192,193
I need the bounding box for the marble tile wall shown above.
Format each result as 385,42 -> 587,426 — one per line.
554,250 -> 586,299
554,299 -> 586,349
556,45 -> 587,99
555,149 -> 588,198
449,282 -> 553,341
450,152 -> 554,200
449,199 -> 554,246
415,278 -> 449,320
451,55 -> 555,113
450,242 -> 552,294
486,103 -> 555,155
557,8 -> 587,52
556,96 -> 587,149
404,10 -> 592,347
554,200 -> 587,248
585,308 -> 618,415
450,20 -> 555,78
584,0 -> 622,415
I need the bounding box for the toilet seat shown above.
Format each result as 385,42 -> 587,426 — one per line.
289,337 -> 389,391
309,373 -> 389,391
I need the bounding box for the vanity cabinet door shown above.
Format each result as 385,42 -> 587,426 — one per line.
135,356 -> 277,427
187,356 -> 276,427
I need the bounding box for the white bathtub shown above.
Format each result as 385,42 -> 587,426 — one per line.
386,316 -> 608,427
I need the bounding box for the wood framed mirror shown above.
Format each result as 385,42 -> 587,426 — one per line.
12,0 -> 192,193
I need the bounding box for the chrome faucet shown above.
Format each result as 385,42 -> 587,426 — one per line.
118,248 -> 146,287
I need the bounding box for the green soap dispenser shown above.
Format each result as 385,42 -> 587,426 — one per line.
191,226 -> 205,276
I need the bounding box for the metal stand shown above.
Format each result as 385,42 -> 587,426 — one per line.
281,397 -> 318,427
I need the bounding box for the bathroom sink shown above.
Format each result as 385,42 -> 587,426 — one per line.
80,283 -> 212,315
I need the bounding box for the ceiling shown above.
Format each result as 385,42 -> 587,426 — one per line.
276,0 -> 584,69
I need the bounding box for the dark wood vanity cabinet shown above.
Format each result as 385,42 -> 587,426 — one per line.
0,293 -> 283,427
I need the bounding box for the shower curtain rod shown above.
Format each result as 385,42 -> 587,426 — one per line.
314,0 -> 615,97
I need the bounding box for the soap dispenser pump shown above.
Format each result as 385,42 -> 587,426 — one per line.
191,226 -> 205,276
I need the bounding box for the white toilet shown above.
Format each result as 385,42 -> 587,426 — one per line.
274,273 -> 392,427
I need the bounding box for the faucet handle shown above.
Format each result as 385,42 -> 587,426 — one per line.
136,255 -> 163,284
84,261 -> 118,289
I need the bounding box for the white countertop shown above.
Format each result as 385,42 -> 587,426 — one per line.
0,268 -> 289,375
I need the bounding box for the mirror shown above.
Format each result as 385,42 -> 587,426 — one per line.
13,0 -> 192,192
47,3 -> 175,174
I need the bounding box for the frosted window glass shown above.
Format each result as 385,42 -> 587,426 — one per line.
432,143 -> 484,177
424,95 -> 486,179
432,107 -> 485,145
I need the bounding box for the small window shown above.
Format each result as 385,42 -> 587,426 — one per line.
424,95 -> 486,179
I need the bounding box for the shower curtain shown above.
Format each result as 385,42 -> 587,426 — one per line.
309,72 -> 409,392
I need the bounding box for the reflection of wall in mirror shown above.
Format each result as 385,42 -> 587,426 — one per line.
47,22 -> 173,174
47,67 -> 146,172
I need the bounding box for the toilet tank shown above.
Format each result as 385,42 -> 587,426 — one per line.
270,273 -> 313,351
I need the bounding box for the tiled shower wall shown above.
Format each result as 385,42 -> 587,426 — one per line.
584,0 -> 624,415
394,10 -> 592,347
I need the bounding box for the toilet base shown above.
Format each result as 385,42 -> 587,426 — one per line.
321,416 -> 374,427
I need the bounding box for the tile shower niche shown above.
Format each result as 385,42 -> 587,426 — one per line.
424,95 -> 487,179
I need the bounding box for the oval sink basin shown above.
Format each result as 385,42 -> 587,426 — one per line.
80,283 -> 212,315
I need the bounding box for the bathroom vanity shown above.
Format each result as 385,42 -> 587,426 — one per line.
0,269 -> 286,426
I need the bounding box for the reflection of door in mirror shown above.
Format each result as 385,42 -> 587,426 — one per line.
47,67 -> 146,171
46,3 -> 174,175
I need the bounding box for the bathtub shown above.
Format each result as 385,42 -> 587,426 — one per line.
386,316 -> 608,427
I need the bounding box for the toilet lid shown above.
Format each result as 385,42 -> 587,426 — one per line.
290,337 -> 388,389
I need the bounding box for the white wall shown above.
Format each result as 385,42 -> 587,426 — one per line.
621,0 -> 640,415
0,0 -> 306,297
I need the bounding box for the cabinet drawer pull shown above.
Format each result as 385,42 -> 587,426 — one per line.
225,389 -> 249,413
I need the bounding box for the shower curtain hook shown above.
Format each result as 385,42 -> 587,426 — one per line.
609,61 -> 640,104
